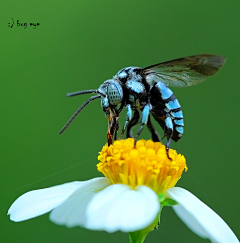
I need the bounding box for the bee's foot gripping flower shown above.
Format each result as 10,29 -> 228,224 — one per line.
8,139 -> 239,243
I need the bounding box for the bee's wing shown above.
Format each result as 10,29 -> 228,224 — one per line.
142,54 -> 226,87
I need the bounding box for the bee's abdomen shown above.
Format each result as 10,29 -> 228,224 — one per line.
150,82 -> 184,141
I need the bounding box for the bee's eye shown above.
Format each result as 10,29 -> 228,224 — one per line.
107,81 -> 123,106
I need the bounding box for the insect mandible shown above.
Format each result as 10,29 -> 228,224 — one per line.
59,54 -> 226,158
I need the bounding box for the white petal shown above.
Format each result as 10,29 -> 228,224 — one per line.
8,181 -> 84,222
167,187 -> 239,243
49,177 -> 110,227
85,184 -> 160,233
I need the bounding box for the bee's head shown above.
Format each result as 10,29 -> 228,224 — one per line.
59,80 -> 123,135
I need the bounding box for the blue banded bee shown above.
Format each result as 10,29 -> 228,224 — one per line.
60,54 -> 226,158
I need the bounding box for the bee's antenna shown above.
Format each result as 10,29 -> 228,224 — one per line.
59,95 -> 101,135
67,90 -> 105,97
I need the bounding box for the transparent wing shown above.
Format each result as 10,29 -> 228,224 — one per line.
143,54 -> 226,87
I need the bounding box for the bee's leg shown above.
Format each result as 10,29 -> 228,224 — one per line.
107,117 -> 115,146
135,104 -> 151,141
165,138 -> 172,160
147,116 -> 161,142
164,117 -> 173,160
126,110 -> 140,138
119,104 -> 132,139
114,119 -> 120,141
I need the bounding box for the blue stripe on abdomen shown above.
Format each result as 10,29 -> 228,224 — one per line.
170,110 -> 183,118
166,99 -> 181,110
174,119 -> 184,126
176,126 -> 184,134
156,82 -> 173,100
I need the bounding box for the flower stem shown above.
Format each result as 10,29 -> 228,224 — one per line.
128,231 -> 147,243
128,212 -> 161,243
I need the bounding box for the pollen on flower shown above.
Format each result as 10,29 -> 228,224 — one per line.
97,138 -> 187,194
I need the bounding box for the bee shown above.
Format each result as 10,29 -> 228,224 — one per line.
60,54 -> 225,158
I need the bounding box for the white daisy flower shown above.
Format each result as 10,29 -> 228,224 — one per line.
8,139 -> 239,243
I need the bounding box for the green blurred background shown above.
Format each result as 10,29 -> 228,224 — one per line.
1,0 -> 239,242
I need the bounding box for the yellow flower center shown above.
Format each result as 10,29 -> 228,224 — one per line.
97,138 -> 187,194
